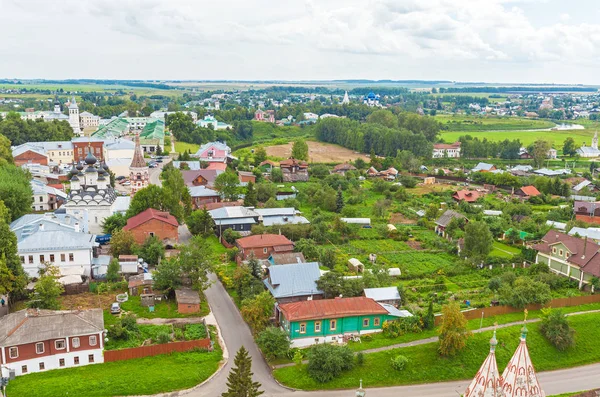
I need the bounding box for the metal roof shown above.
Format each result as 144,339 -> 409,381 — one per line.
264,262 -> 323,299
364,287 -> 401,302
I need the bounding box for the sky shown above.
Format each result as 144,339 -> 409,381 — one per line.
1,0 -> 600,84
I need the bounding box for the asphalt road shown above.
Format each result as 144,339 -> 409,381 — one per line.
191,275 -> 600,397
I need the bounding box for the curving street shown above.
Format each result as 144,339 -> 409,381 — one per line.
192,273 -> 600,397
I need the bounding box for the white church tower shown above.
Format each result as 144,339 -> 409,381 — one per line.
68,96 -> 82,136
342,91 -> 350,105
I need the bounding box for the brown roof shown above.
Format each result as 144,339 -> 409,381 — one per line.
518,185 -> 541,197
574,201 -> 600,214
279,297 -> 388,322
333,163 -> 357,172
119,255 -> 138,262
130,134 -> 147,168
0,309 -> 104,346
123,208 -> 179,231
270,252 -> 306,265
175,288 -> 201,305
280,159 -> 308,168
128,274 -> 153,288
534,231 -> 600,277
181,169 -> 221,187
236,234 -> 294,249
453,190 -> 482,202
433,142 -> 461,149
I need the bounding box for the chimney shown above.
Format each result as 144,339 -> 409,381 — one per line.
74,222 -> 80,233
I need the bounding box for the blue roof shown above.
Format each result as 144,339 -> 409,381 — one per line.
264,262 -> 323,299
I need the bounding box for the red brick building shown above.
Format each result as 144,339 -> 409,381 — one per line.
238,171 -> 256,184
175,288 -> 201,314
236,234 -> 294,260
73,141 -> 104,162
123,208 -> 179,245
0,309 -> 104,377
14,149 -> 48,166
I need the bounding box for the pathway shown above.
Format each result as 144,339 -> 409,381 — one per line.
136,317 -> 205,325
274,308 -> 600,368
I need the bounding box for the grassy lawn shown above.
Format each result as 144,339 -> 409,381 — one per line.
434,115 -> 556,131
6,345 -> 222,397
174,141 -> 200,154
440,128 -> 595,147
119,294 -> 210,319
490,241 -> 521,259
274,312 -> 600,390
105,324 -> 173,350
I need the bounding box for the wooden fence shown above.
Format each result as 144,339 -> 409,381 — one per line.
434,294 -> 600,326
104,338 -> 211,362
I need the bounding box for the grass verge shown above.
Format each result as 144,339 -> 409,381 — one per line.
273,312 -> 600,390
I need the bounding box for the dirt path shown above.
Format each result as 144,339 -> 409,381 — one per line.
136,316 -> 205,325
273,309 -> 600,369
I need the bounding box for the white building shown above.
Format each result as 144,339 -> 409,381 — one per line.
79,111 -> 100,130
197,115 -> 232,130
12,141 -> 73,166
577,132 -> 600,158
68,97 -> 82,136
63,150 -> 130,234
149,110 -> 198,122
0,309 -> 104,377
10,212 -> 97,278
102,138 -> 135,161
433,142 -> 462,158
30,180 -> 67,212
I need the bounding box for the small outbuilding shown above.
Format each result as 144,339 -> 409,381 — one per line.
364,286 -> 401,307
348,258 -> 365,273
175,288 -> 201,314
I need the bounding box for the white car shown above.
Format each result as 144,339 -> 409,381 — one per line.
122,181 -> 131,186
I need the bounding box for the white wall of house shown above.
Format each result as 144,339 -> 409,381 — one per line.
1,346 -> 103,376
20,249 -> 93,278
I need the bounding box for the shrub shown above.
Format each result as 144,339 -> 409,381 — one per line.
256,327 -> 291,360
488,277 -> 502,292
356,352 -> 365,366
382,316 -> 423,338
540,308 -> 575,351
499,277 -> 551,308
184,324 -> 208,340
391,355 -> 409,371
307,344 -> 354,383
438,302 -> 470,357
293,350 -> 304,366
156,332 -> 171,344
222,228 -> 242,245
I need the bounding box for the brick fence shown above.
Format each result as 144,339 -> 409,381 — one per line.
434,294 -> 600,326
104,338 -> 211,362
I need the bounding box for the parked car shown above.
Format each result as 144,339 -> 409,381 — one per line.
116,176 -> 126,181
122,181 -> 131,186
95,234 -> 111,244
156,158 -> 163,163
119,179 -> 130,185
110,302 -> 121,314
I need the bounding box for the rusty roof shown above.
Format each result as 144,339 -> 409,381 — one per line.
279,297 -> 388,322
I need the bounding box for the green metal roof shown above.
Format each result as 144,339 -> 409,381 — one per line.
92,118 -> 129,138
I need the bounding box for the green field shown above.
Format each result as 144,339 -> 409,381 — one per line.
274,312 -> 600,390
174,141 -> 200,154
435,115 -> 556,132
6,347 -> 222,397
441,128 -> 596,147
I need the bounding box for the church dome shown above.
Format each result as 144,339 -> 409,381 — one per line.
97,174 -> 106,181
76,162 -> 84,171
85,165 -> 97,173
70,175 -> 79,182
85,150 -> 97,165
69,163 -> 78,177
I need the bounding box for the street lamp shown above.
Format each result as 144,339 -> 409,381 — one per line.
355,379 -> 366,397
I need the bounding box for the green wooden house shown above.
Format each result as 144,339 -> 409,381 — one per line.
277,297 -> 410,347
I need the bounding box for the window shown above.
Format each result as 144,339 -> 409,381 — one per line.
39,196 -> 43,202
61,254 -> 66,262
559,249 -> 563,257
69,253 -> 74,262
330,319 -> 337,330
363,318 -> 370,327
149,232 -> 155,237
28,255 -> 33,264
74,356 -> 80,365
88,354 -> 94,363
49,254 -> 55,262
72,337 -> 80,348
59,359 -> 65,367
36,342 -> 44,354
299,323 -> 306,334
314,321 -> 321,332
9,347 -> 18,359
89,335 -> 97,346
39,362 -> 45,371
263,248 -> 268,254
21,365 -> 27,374
55,339 -> 66,350
20,256 -> 24,264
374,318 -> 381,326
40,255 -> 45,262
552,247 -> 557,254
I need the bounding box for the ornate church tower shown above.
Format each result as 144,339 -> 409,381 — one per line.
342,91 -> 350,105
129,134 -> 149,196
464,327 -> 504,397
68,96 -> 82,135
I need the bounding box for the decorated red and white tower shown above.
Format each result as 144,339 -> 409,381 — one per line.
501,311 -> 545,397
129,134 -> 149,196
464,326 -> 505,397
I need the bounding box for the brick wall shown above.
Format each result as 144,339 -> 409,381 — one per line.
15,151 -> 48,166
128,219 -> 178,245
73,142 -> 104,162
177,303 -> 200,314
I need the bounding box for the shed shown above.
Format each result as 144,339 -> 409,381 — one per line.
364,287 -> 401,306
175,288 -> 201,313
423,177 -> 435,185
118,255 -> 139,274
128,273 -> 154,296
388,268 -> 401,277
348,258 -> 365,273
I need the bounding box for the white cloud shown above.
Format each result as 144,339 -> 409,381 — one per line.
1,0 -> 600,83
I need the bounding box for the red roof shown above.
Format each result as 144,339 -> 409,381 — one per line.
453,190 -> 482,202
333,163 -> 357,172
279,297 -> 388,322
519,185 -> 541,197
433,142 -> 461,149
236,234 -> 294,249
280,159 -> 308,168
533,231 -> 600,277
206,162 -> 227,171
123,208 -> 178,231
